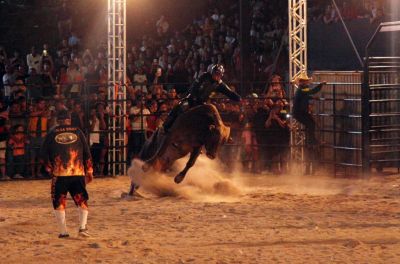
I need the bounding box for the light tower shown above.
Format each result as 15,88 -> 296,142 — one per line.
289,0 -> 307,161
288,0 -> 307,163
107,0 -> 127,175
289,0 -> 307,82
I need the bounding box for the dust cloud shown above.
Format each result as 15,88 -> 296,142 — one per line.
128,156 -> 359,202
250,164 -> 360,196
128,156 -> 247,202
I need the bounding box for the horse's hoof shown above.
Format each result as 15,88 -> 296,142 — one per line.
174,174 -> 185,184
124,191 -> 145,200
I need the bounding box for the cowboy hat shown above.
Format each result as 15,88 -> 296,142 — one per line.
296,72 -> 312,82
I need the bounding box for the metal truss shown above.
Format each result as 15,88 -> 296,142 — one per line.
289,0 -> 307,82
108,0 -> 127,175
289,0 -> 307,164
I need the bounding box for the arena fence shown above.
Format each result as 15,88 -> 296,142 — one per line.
363,57 -> 400,173
361,21 -> 400,174
3,73 -> 400,180
313,72 -> 362,176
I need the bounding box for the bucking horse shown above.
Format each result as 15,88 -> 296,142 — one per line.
128,104 -> 231,196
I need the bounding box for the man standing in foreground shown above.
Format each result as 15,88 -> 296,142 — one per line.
40,110 -> 93,238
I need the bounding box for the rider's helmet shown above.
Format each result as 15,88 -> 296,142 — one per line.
210,64 -> 224,77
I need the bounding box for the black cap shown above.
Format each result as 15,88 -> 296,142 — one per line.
57,110 -> 70,120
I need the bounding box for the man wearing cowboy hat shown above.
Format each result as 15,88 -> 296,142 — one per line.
292,72 -> 327,175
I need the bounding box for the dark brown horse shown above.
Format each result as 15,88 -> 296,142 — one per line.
128,104 -> 230,195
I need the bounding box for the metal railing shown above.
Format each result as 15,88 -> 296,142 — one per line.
0,77 -> 384,180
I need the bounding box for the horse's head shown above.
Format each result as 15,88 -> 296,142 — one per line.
204,124 -> 230,160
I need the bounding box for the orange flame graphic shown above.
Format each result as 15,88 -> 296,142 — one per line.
86,159 -> 94,175
53,150 -> 85,176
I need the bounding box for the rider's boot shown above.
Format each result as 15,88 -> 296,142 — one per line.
162,110 -> 178,133
162,103 -> 185,133
162,117 -> 174,133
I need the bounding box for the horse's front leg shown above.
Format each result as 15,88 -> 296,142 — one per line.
128,182 -> 139,196
174,147 -> 201,184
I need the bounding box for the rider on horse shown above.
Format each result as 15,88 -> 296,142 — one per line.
162,64 -> 242,132
128,64 -> 240,195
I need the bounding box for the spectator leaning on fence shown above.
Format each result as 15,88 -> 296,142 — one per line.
128,97 -> 150,161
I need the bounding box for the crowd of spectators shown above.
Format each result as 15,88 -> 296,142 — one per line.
205,75 -> 289,174
310,0 -> 389,24
250,0 -> 288,84
6,0 -> 387,179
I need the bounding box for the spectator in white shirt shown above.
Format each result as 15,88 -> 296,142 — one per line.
128,97 -> 150,160
26,47 -> 42,74
2,64 -> 16,104
133,67 -> 148,93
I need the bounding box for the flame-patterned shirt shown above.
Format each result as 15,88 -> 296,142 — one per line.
40,125 -> 93,177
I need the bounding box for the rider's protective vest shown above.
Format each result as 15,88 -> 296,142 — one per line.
188,72 -> 241,107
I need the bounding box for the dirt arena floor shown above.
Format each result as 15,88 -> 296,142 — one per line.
1,157 -> 400,263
